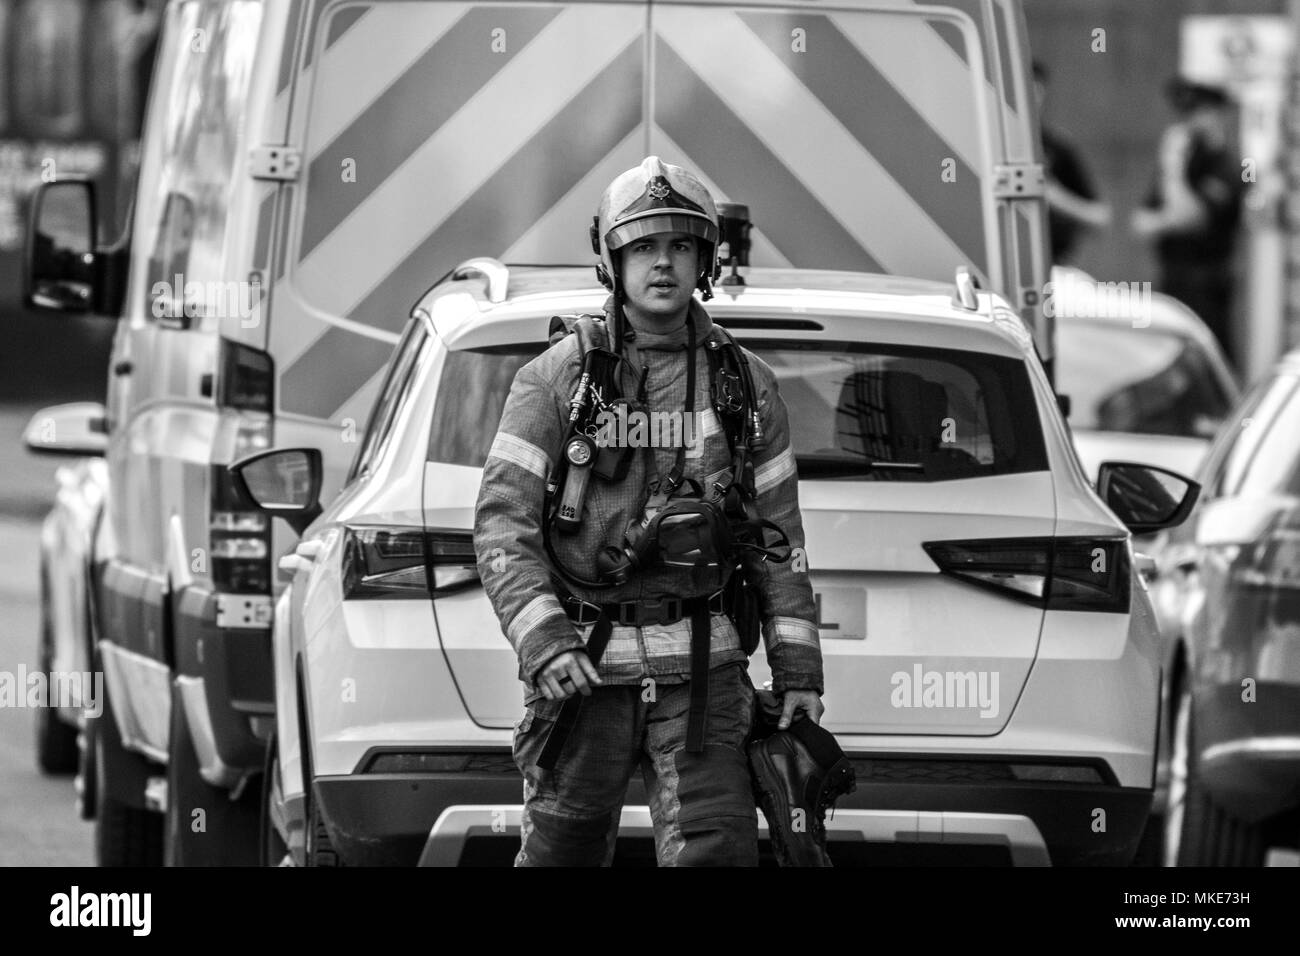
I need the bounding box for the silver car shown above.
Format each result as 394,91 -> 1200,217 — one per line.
1150,349 -> 1300,866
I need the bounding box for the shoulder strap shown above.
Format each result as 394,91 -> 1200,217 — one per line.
705,327 -> 749,454
547,312 -> 608,354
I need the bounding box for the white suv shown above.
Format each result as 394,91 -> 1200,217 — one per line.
237,262 -> 1198,866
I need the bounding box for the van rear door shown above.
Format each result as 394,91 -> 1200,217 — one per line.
269,0 -> 1048,439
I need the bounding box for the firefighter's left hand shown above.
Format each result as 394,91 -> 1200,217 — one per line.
779,689 -> 824,729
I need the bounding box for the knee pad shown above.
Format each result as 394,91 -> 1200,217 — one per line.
521,808 -> 616,867
672,745 -> 759,867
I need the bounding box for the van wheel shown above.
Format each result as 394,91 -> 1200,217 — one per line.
296,688 -> 340,867
260,732 -> 290,866
35,598 -> 79,774
164,682 -> 260,866
93,657 -> 163,867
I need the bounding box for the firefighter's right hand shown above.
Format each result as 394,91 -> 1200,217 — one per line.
538,650 -> 603,701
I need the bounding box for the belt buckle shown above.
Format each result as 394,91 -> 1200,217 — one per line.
617,602 -> 640,627
623,597 -> 681,627
708,588 -> 726,614
568,597 -> 602,627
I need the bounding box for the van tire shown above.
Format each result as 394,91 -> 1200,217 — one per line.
93,653 -> 163,867
164,681 -> 260,866
295,664 -> 340,867
35,585 -> 79,774
260,732 -> 290,866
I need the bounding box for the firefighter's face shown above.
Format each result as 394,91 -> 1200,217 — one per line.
619,232 -> 698,322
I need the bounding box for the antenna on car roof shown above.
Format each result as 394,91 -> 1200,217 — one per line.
952,265 -> 980,312
451,257 -> 509,303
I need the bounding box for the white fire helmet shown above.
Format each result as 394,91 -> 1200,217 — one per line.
590,156 -> 721,300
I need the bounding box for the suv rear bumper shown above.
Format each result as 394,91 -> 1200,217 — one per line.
313,754 -> 1151,866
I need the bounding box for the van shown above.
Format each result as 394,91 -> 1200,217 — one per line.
23,0 -> 1048,865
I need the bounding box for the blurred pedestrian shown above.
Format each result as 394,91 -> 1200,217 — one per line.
1131,79 -> 1246,369
1034,60 -> 1112,264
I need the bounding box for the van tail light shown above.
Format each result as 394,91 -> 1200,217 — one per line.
1234,526 -> 1300,590
342,526 -> 479,600
210,464 -> 270,593
923,536 -> 1132,614
218,338 -> 274,412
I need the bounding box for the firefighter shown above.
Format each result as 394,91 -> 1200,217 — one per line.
473,156 -> 823,866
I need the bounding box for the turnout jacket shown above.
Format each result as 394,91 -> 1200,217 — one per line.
473,296 -> 822,700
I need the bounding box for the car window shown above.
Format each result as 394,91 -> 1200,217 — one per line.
427,338 -> 1047,483
1055,321 -> 1232,438
751,343 -> 1047,481
131,0 -> 263,324
1231,377 -> 1300,499
427,345 -> 546,468
346,318 -> 429,482
1200,374 -> 1297,500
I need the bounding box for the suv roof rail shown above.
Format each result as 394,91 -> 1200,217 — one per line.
952,265 -> 980,312
451,257 -> 509,303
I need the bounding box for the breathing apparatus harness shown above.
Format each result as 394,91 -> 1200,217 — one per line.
535,301 -> 793,766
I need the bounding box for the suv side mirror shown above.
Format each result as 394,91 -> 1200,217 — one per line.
25,180 -> 98,314
230,448 -> 324,536
22,403 -> 108,457
1097,461 -> 1200,535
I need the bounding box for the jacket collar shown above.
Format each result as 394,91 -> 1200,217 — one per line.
603,295 -> 714,351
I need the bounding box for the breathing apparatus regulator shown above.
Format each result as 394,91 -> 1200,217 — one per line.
541,157 -> 792,591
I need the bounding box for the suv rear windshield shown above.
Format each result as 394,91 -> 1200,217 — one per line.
428,339 -> 1047,482
1056,321 -> 1233,439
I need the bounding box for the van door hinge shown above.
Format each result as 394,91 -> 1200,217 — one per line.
992,162 -> 1045,199
250,145 -> 301,182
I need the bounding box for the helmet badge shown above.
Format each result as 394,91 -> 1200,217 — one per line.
647,177 -> 671,201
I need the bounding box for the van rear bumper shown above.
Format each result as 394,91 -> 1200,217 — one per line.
174,585 -> 273,783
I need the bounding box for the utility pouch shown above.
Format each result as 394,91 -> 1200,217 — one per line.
656,496 -> 734,571
726,565 -> 763,656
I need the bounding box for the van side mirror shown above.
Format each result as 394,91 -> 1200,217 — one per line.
230,448 -> 324,536
22,403 -> 108,457
1096,461 -> 1200,535
25,180 -> 98,314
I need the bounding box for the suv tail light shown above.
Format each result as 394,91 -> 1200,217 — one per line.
923,536 -> 1132,613
342,526 -> 479,600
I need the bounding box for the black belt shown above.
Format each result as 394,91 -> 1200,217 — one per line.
537,588 -> 728,770
560,589 -> 727,628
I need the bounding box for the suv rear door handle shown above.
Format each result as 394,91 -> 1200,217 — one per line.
113,360 -> 133,376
